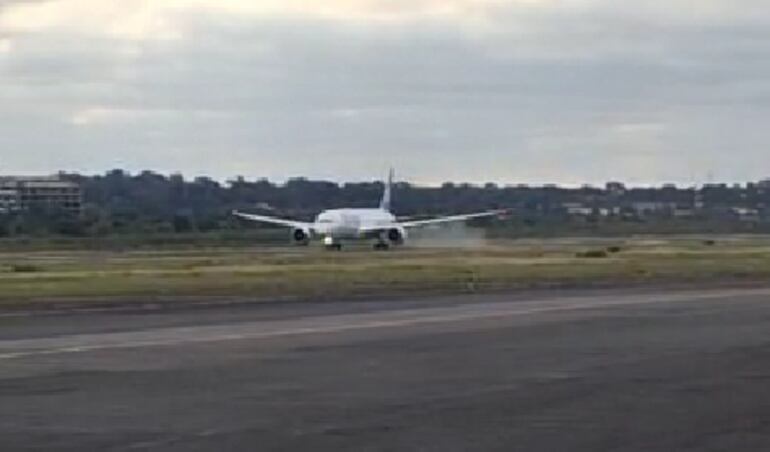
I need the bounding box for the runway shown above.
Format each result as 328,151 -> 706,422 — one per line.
2,288 -> 770,451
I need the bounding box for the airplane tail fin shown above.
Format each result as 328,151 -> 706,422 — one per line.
379,168 -> 394,211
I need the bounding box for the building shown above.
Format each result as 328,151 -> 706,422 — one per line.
0,176 -> 82,214
562,202 -> 613,218
630,201 -> 676,216
562,202 -> 590,216
605,181 -> 626,196
0,188 -> 19,213
731,207 -> 760,223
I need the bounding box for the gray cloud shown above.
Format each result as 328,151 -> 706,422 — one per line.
1,2 -> 769,184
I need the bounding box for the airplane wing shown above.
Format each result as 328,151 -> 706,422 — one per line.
398,209 -> 508,228
233,210 -> 312,229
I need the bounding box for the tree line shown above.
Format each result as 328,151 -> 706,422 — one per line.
2,169 -> 770,238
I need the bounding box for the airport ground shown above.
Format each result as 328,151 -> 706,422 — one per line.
1,237 -> 770,451
2,235 -> 770,308
1,287 -> 770,451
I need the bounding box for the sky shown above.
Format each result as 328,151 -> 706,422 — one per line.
1,0 -> 769,186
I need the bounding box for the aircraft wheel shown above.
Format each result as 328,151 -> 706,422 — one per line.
373,242 -> 390,251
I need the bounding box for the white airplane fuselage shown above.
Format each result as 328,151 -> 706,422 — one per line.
312,208 -> 399,241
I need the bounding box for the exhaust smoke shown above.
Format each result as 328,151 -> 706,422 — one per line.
407,222 -> 488,249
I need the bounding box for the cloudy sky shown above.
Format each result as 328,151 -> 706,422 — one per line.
1,0 -> 768,185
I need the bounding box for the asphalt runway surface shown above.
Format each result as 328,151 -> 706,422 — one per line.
1,288 -> 770,451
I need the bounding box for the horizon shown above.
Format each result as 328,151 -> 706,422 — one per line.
10,169 -> 770,190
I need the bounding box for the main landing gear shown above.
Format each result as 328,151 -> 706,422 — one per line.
373,241 -> 390,251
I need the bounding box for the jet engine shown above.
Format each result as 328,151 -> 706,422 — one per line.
292,227 -> 311,245
386,227 -> 407,245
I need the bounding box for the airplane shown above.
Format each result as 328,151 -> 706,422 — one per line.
233,170 -> 506,250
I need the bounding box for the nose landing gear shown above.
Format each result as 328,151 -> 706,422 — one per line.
323,236 -> 342,251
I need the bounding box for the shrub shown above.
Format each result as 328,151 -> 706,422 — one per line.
606,246 -> 623,253
576,250 -> 609,259
10,264 -> 41,273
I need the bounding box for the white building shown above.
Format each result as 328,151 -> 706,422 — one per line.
0,176 -> 82,213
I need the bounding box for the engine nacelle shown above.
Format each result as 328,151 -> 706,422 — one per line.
386,227 -> 407,245
292,227 -> 311,245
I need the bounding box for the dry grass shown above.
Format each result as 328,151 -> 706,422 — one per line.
1,236 -> 770,304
